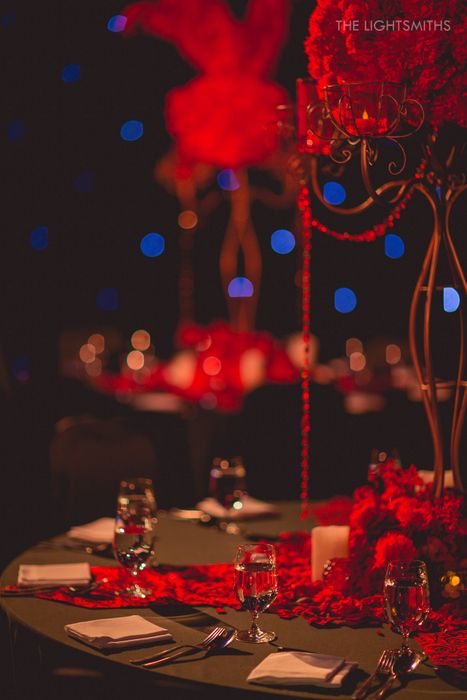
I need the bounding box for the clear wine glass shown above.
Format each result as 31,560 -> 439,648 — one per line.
209,457 -> 247,510
384,560 -> 430,657
113,477 -> 157,599
234,543 -> 278,643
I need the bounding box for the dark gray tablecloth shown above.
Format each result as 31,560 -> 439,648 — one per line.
1,503 -> 465,699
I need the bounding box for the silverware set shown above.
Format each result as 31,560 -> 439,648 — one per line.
352,649 -> 425,700
130,626 -> 237,668
0,577 -> 111,598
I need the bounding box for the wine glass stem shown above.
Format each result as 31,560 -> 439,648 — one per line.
250,611 -> 260,635
401,632 -> 410,652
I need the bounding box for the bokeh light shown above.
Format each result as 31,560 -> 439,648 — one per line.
202,356 -> 222,376
217,169 -> 240,191
85,359 -> 102,377
79,343 -> 96,364
385,233 -> 405,259
127,350 -> 145,370
271,229 -> 296,254
7,120 -> 25,140
1,11 -> 16,28
386,344 -> 401,365
334,287 -> 357,313
131,329 -> 151,351
107,15 -> 127,32
120,120 -> 144,142
97,287 -> 119,311
323,181 -> 346,205
228,277 -> 254,298
74,171 -> 95,193
29,226 -> 48,250
443,287 -> 460,313
88,333 -> 105,354
61,64 -> 81,83
345,337 -> 362,356
11,356 -> 30,382
140,232 -> 165,257
349,352 -> 366,372
199,392 -> 217,410
178,210 -> 198,229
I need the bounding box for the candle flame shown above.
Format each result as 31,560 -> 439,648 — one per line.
362,110 -> 369,119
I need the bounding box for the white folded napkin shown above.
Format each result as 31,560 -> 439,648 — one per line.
196,495 -> 279,521
65,615 -> 172,650
67,517 -> 115,543
18,563 -> 91,588
247,652 -> 357,688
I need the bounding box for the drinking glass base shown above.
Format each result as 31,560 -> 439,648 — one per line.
236,628 -> 276,644
123,584 -> 152,599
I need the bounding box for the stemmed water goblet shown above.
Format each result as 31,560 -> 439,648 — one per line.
234,543 -> 278,643
113,477 -> 157,599
384,560 -> 430,659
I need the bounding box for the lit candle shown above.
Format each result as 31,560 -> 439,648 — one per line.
355,109 -> 377,135
311,525 -> 350,582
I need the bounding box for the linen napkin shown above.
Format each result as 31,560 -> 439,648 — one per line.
247,652 -> 357,688
67,517 -> 115,543
65,615 -> 172,650
18,562 -> 91,588
196,495 -> 279,521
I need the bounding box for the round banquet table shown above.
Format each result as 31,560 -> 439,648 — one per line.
1,502 -> 465,700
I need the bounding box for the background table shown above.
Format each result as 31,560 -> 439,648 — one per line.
1,503 -> 465,700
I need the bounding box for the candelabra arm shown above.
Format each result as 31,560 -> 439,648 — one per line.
309,157 -> 410,215
445,184 -> 467,492
408,183 -> 444,496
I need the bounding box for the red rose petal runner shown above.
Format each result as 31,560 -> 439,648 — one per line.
12,528 -> 464,669
12,461 -> 464,668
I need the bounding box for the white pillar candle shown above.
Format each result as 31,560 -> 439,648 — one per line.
311,525 -> 350,582
418,470 -> 454,488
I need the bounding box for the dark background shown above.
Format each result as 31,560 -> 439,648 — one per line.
1,1 -> 465,566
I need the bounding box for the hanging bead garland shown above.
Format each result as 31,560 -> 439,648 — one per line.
296,155 -> 428,518
298,184 -> 312,520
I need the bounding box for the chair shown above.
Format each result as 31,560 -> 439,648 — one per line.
49,417 -> 158,527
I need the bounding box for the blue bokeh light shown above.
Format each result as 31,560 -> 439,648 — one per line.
228,277 -> 254,298
1,11 -> 16,28
74,171 -> 95,193
323,181 -> 347,205
7,119 -> 25,140
29,226 -> 48,250
107,15 -> 127,32
334,287 -> 357,313
217,169 -> 240,191
61,64 -> 81,83
443,287 -> 460,313
271,229 -> 296,255
140,233 -> 165,257
11,356 -> 30,382
384,233 -> 405,259
97,288 -> 119,311
120,120 -> 144,142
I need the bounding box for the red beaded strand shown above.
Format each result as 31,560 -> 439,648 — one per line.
296,155 -> 428,516
298,184 -> 312,519
308,158 -> 427,243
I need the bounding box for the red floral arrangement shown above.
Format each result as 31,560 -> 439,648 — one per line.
122,0 -> 290,167
305,0 -> 467,127
329,461 -> 467,600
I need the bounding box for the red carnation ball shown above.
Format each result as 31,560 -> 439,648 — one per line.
374,532 -> 418,569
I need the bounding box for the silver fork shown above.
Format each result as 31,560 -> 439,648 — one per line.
352,649 -> 398,700
130,626 -> 227,665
